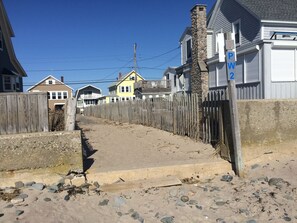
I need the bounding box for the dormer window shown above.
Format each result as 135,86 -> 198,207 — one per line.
46,79 -> 55,85
232,20 -> 241,46
130,76 -> 135,80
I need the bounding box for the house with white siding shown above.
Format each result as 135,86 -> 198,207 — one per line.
75,85 -> 102,112
206,0 -> 297,99
162,28 -> 192,97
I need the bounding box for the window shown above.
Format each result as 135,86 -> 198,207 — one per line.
0,28 -> 3,50
232,20 -> 241,46
121,86 -> 125,92
63,92 -> 67,99
47,92 -> 50,99
48,80 -> 53,84
3,76 -> 12,91
126,97 -> 129,101
84,90 -> 92,95
52,92 -> 56,99
130,76 -> 135,80
15,77 -> 20,90
126,86 -> 129,92
111,98 -> 114,103
186,39 -> 192,59
174,75 -> 177,87
58,92 -> 62,99
122,97 -> 125,101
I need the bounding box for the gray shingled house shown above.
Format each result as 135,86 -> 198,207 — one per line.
0,0 -> 26,92
206,0 -> 297,99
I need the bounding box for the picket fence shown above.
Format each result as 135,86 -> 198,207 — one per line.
84,94 -> 201,140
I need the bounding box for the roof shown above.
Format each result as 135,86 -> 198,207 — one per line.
75,84 -> 102,98
163,67 -> 177,76
0,0 -> 26,77
235,0 -> 297,22
108,70 -> 145,88
27,75 -> 74,92
179,27 -> 192,42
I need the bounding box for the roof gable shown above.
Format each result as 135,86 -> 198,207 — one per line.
179,27 -> 192,42
27,75 -> 74,91
75,84 -> 102,97
108,70 -> 145,88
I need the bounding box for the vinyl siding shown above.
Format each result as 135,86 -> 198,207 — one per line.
263,25 -> 297,40
209,0 -> 261,57
263,43 -> 297,99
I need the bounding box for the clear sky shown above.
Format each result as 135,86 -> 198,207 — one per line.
4,0 -> 216,94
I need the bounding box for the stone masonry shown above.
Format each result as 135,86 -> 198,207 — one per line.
191,5 -> 209,138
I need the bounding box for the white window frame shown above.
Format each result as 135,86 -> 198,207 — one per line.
232,19 -> 241,47
215,29 -> 223,54
63,91 -> 68,99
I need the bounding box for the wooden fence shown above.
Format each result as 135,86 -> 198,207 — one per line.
0,92 -> 49,135
202,89 -> 227,144
84,94 -> 200,140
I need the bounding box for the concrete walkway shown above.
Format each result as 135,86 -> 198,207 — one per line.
77,115 -> 232,184
0,116 -> 232,187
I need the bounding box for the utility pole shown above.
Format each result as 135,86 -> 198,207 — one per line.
134,43 -> 138,82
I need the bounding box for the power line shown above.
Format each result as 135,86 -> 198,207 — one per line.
138,46 -> 180,62
26,66 -> 165,73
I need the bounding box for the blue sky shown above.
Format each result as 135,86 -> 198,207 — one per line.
4,0 -> 216,94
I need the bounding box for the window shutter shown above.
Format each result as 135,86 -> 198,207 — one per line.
245,52 -> 259,82
271,49 -> 295,82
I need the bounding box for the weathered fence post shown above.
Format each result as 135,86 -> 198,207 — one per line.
65,98 -> 77,131
224,32 -> 244,177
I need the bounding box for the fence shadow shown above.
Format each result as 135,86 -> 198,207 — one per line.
76,121 -> 97,172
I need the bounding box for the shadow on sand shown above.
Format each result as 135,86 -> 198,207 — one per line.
76,121 -> 97,172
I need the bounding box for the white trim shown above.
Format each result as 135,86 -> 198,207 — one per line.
261,20 -> 297,25
48,91 -> 68,100
260,25 -> 264,40
27,75 -> 74,92
207,45 -> 260,64
232,19 -> 241,47
271,41 -> 297,48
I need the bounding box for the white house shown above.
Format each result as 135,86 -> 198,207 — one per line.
206,0 -> 297,99
75,85 -> 102,112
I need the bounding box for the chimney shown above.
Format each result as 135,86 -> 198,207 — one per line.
191,5 -> 207,61
118,72 -> 122,80
61,76 -> 64,83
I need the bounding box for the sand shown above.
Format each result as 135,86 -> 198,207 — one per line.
0,115 -> 296,223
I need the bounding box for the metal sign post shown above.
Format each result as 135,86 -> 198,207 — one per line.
224,32 -> 244,177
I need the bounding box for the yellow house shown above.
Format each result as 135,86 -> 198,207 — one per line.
105,70 -> 144,103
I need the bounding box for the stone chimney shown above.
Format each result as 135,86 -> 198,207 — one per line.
190,4 -> 208,93
61,76 -> 64,83
190,4 -> 209,139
